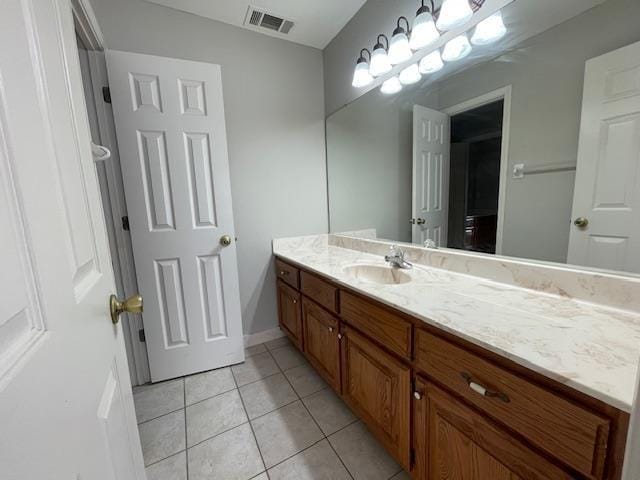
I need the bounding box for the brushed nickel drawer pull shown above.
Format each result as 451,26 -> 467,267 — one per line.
279,270 -> 289,276
328,326 -> 334,333
461,372 -> 510,403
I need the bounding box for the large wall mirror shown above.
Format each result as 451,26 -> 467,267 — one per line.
327,0 -> 640,276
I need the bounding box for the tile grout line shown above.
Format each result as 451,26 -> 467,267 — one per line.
269,346 -> 356,480
143,448 -> 187,469
183,378 -> 189,480
233,361 -> 271,480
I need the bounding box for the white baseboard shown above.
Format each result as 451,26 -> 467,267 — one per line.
243,327 -> 285,348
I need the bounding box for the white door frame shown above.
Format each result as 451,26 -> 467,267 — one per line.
72,0 -> 151,386
443,85 -> 512,255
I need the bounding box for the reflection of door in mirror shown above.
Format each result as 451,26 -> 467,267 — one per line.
412,100 -> 504,254
568,40 -> 640,273
412,106 -> 450,247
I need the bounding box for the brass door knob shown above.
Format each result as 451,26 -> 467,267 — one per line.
110,294 -> 143,325
416,218 -> 426,225
220,235 -> 232,246
574,217 -> 589,228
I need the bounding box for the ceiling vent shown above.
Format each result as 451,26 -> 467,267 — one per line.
244,6 -> 295,35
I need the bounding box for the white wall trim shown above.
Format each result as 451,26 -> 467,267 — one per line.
71,0 -> 104,51
443,85 -> 512,255
244,327 -> 285,348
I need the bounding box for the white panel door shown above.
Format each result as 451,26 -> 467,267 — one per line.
106,50 -> 244,381
412,105 -> 451,247
0,1 -> 144,479
568,41 -> 640,273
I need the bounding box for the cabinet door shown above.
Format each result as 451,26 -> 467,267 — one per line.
277,280 -> 302,349
413,378 -> 573,480
302,298 -> 341,392
341,326 -> 410,469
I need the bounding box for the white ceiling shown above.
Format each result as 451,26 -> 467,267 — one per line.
143,0 -> 367,49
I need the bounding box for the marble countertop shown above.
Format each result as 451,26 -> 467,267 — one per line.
273,235 -> 640,412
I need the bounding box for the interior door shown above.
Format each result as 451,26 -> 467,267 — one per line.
0,1 -> 144,479
106,50 -> 244,381
412,105 -> 451,247
567,40 -> 640,273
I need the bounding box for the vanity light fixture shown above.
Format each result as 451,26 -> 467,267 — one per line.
399,63 -> 422,85
471,11 -> 507,45
436,0 -> 473,31
442,34 -> 472,62
418,49 -> 444,74
380,76 -> 403,95
352,49 -> 374,88
410,0 -> 440,51
369,34 -> 393,77
352,1 -> 508,96
388,17 -> 413,65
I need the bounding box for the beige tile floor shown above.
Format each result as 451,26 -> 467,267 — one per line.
134,336 -> 411,480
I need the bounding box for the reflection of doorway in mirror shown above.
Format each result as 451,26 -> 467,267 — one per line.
412,87 -> 511,254
567,40 -> 640,274
449,100 -> 504,254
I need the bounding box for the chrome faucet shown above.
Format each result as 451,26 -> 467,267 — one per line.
384,245 -> 413,269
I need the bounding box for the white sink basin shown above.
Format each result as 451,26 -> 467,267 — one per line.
343,264 -> 412,285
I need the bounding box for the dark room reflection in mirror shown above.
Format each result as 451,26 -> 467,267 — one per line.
448,100 -> 503,254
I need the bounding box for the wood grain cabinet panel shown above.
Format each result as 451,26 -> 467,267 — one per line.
340,291 -> 412,359
275,259 -> 299,289
301,271 -> 339,313
413,378 -> 573,480
302,297 -> 341,392
276,280 -> 302,349
415,329 -> 610,478
341,326 -> 410,469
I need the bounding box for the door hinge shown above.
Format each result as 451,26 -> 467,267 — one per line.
102,86 -> 112,104
121,216 -> 130,231
138,329 -> 146,342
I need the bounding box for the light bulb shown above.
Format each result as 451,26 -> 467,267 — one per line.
442,34 -> 472,62
410,8 -> 439,50
369,46 -> 392,77
436,0 -> 473,31
471,11 -> 507,45
380,76 -> 403,95
419,50 -> 444,74
388,31 -> 413,65
352,60 -> 373,88
399,64 -> 421,85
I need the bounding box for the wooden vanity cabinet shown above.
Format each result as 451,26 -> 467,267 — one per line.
301,297 -> 341,392
274,257 -> 628,480
341,325 -> 411,470
413,378 -> 574,480
276,280 -> 303,349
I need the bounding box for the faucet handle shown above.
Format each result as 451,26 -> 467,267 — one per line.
389,245 -> 405,259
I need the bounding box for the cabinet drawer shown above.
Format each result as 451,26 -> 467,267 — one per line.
300,271 -> 338,313
415,329 -> 610,478
275,258 -> 299,289
340,292 -> 412,360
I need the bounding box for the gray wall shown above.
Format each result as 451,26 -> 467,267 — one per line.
323,0 -> 417,116
90,0 -> 328,336
325,0 -> 640,264
328,88 -> 438,242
